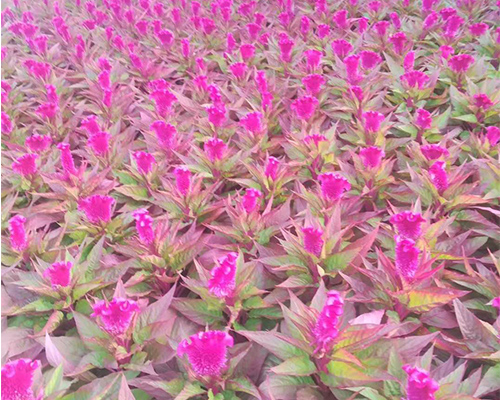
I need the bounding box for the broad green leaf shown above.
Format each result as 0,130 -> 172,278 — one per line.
271,355 -> 317,376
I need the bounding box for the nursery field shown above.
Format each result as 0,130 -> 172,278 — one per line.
1,0 -> 500,398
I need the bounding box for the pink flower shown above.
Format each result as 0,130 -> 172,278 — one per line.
2,111 -> 13,134
240,111 -> 263,134
440,45 -> 454,60
344,54 -> 360,83
401,71 -> 429,90
133,151 -> 156,174
241,188 -> 262,213
177,331 -> 234,377
358,17 -> 369,33
208,252 -> 238,298
469,22 -> 488,37
390,212 -> 425,240
492,297 -> 500,310
88,131 -> 110,156
302,227 -> 324,257
443,15 -> 464,38
448,54 -> 475,73
395,236 -> 420,281
312,291 -> 344,351
333,9 -> 348,29
359,146 -> 385,169
292,96 -> 319,121
247,23 -> 260,41
373,21 -> 390,36
200,18 -> 216,35
8,215 -> 28,251
45,84 -> 59,103
157,29 -> 174,48
150,121 -> 176,150
473,94 -> 493,110
403,365 -> 439,400
278,35 -> 294,63
265,156 -> 279,180
240,43 -> 255,62
207,106 -> 226,127
57,143 -> 76,175
150,89 -> 177,116
13,153 -> 38,176
363,111 -> 385,133
79,195 -> 115,224
301,16 -> 310,36
36,102 -> 58,119
423,12 -> 438,30
98,70 -> 111,90
429,161 -> 448,193
331,39 -> 352,59
305,49 -> 322,71
360,51 -> 382,69
136,20 -> 148,36
1,358 -> 41,400
205,137 -> 227,162
229,62 -> 248,80
485,126 -> 500,146
43,261 -> 72,288
368,0 -> 382,12
403,51 -> 415,72
389,32 -> 408,54
133,208 -> 154,245
350,85 -> 363,102
226,33 -> 236,53
318,172 -> 351,201
92,298 -> 139,335
421,144 -> 449,160
305,134 -> 327,147
390,12 -> 401,29
26,134 -> 52,152
317,24 -> 330,39
415,109 -> 432,130
302,74 -> 325,95
174,167 -> 191,195
81,115 -> 101,134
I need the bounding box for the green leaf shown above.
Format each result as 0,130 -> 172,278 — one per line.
44,364 -> 63,396
174,382 -> 205,400
271,356 -> 317,376
238,330 -> 310,359
475,362 -> 500,397
403,288 -> 469,312
452,114 -> 478,123
73,312 -> 111,351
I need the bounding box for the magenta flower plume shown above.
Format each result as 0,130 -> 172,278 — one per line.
312,291 -> 344,351
241,188 -> 262,213
133,208 -> 154,245
150,121 -> 176,149
26,134 -> 52,153
389,32 -> 408,54
92,298 -> 139,336
12,153 -> 38,176
78,195 -> 115,224
240,111 -> 263,134
8,215 -> 28,252
415,109 -> 432,130
401,71 -> 429,90
374,21 -> 390,36
302,227 -> 324,257
302,74 -> 325,96
81,115 -> 101,135
265,156 -> 279,180
57,143 -> 77,175
492,297 -> 500,310
359,146 -> 385,169
88,131 -> 111,156
174,166 -> 191,196
395,235 -> 420,281
363,111 -> 384,133
150,88 -> 176,117
390,211 -> 425,240
36,102 -> 58,120
333,9 -> 348,29
318,172 -> 351,201
229,62 -> 248,80
421,144 -> 449,160
473,94 -> 493,110
2,111 -> 13,134
205,137 -> 227,162
440,45 -> 454,60
469,22 -> 488,37
177,331 -> 234,377
278,34 -> 294,63
331,39 -> 353,59
305,49 -> 322,71
429,161 -> 448,193
208,252 -> 238,298
240,43 -> 255,62
292,96 -> 318,121
133,151 -> 156,174
449,54 -> 475,73
404,51 -> 415,72
43,261 -> 72,288
1,358 -> 41,400
486,126 -> 500,146
360,51 -> 382,69
344,54 -> 360,83
206,106 -> 226,127
403,365 -> 439,400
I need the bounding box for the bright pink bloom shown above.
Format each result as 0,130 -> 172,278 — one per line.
395,236 -> 420,281
318,172 -> 351,201
98,70 -> 111,90
88,131 -> 110,155
83,19 -> 96,30
423,12 -> 438,30
359,146 -> 385,169
401,71 -> 429,90
81,115 -> 101,134
429,161 -> 448,193
358,17 -> 369,33
241,188 -> 262,213
177,331 -> 234,377
13,153 -> 38,176
305,49 -> 322,71
373,21 -> 389,36
265,156 -> 279,180
229,62 -> 248,80
92,298 -> 139,335
305,134 -> 327,146
205,137 -> 227,162
240,43 -> 255,62
390,12 -> 401,29
403,365 -> 439,400
226,33 -> 236,53
133,151 -> 156,174
45,84 -> 59,103
302,227 -> 324,257
421,144 -> 449,160
157,29 -> 174,48
8,215 -> 28,251
57,143 -> 76,175
278,35 -> 294,63
312,291 -> 344,351
200,17 -> 216,35
151,121 -> 176,149
301,16 -> 310,36
492,297 -> 500,309
240,111 -> 263,134
174,167 -> 191,195
415,109 -> 432,130
344,54 -> 360,83
363,111 -> 384,133
302,74 -> 325,95
440,45 -> 454,60
449,54 -> 475,73
255,70 -> 268,93
2,111 -> 13,134
26,134 -> 52,152
360,51 -> 382,69
390,212 -> 425,240
181,38 -> 190,58
1,358 -> 41,400
136,20 -> 148,35
317,24 -> 330,39
485,127 -> 500,146
422,0 -> 437,10
368,0 -> 382,12
193,75 -> 208,91
36,102 -> 58,120
150,89 -> 176,116
133,208 -> 154,245
208,252 -> 238,298
331,39 -> 352,59
44,261 -> 72,288
207,106 -> 226,127
403,51 -> 415,72
443,15 -> 464,39
469,22 -> 488,37
247,23 -> 260,41
79,195 -> 115,224
350,85 -> 363,102
389,32 -> 408,54
292,96 -> 319,121
473,94 -> 493,110
333,9 -> 348,29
